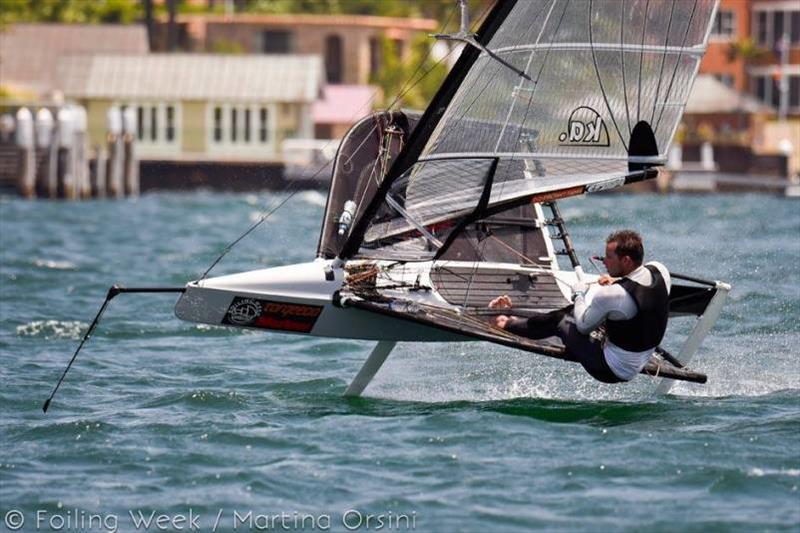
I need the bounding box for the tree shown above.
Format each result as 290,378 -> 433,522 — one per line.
726,38 -> 769,64
0,0 -> 141,25
371,34 -> 450,110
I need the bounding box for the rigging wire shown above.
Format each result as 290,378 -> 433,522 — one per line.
198,5 -> 458,281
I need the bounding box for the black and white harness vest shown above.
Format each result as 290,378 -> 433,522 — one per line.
605,265 -> 669,352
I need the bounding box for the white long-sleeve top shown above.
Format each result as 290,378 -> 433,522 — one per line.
572,262 -> 671,380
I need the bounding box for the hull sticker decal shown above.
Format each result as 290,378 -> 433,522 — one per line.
222,297 -> 323,333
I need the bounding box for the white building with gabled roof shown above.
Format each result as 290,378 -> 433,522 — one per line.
57,53 -> 323,161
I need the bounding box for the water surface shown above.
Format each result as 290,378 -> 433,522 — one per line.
1,191 -> 798,532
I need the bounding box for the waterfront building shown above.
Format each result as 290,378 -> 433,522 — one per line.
57,54 -> 322,162
696,0 -> 799,177
153,13 -> 437,85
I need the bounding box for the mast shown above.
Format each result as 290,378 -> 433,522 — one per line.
338,0 -> 518,260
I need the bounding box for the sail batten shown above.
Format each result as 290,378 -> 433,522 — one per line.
417,153 -> 664,163
491,42 -> 707,55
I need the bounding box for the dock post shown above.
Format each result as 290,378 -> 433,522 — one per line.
14,108 -> 36,199
106,106 -> 124,198
35,108 -> 58,199
57,107 -> 77,199
122,107 -> 139,197
71,106 -> 91,199
92,145 -> 107,198
700,142 -> 715,171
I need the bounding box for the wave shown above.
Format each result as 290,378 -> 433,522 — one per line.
299,190 -> 327,207
33,259 -> 76,270
16,320 -> 86,340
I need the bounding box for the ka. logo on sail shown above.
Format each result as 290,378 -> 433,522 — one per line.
558,106 -> 610,147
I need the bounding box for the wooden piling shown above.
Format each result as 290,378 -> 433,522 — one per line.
106,106 -> 124,198
14,108 -> 36,199
122,107 -> 139,197
92,145 -> 107,198
57,107 -> 77,199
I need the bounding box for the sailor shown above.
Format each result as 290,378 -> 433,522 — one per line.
489,230 -> 670,383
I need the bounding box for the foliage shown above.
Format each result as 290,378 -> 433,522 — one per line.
245,0 -> 481,20
726,38 -> 769,64
210,38 -> 244,54
0,84 -> 38,103
0,0 -> 142,25
370,34 -> 450,110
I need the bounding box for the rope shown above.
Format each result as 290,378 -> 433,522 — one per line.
488,234 -> 540,265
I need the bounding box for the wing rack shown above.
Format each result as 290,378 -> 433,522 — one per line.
341,293 -> 707,384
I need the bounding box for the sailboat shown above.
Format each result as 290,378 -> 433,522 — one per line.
45,0 -> 730,411
173,0 -> 728,396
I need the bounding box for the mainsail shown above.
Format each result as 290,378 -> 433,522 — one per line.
338,0 -> 717,261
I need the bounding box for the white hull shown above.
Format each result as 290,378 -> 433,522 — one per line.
174,259 -> 471,342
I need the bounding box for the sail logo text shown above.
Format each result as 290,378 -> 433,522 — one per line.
558,106 -> 610,147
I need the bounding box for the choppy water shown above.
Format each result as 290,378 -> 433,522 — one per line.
1,191 -> 798,532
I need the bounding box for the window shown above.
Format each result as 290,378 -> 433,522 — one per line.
213,107 -> 222,142
150,107 -> 157,141
754,8 -> 800,46
210,104 -> 272,147
771,77 -> 781,108
757,11 -> 768,44
774,11 -> 785,47
325,34 -> 343,83
137,106 -> 144,140
369,37 -> 381,77
129,103 -> 179,146
711,10 -> 735,39
393,39 -> 404,61
166,105 -> 175,142
261,30 -> 292,54
754,76 -> 767,104
315,124 -> 333,139
754,73 -> 800,110
259,108 -> 268,142
790,76 -> 800,108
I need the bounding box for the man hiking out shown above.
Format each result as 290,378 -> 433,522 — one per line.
489,230 -> 671,383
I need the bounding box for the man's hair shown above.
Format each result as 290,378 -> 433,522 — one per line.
607,229 -> 644,265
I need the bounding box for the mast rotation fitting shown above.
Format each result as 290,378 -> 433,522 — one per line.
431,0 -> 532,82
